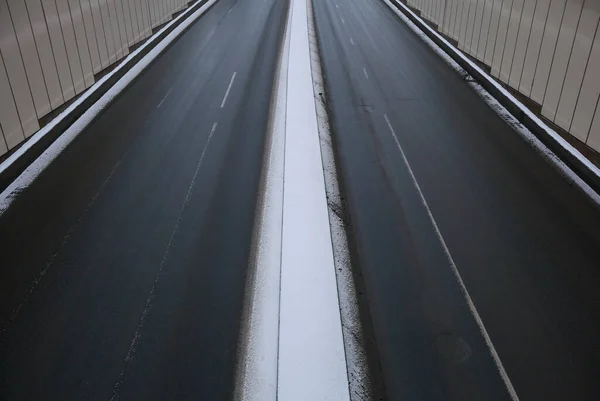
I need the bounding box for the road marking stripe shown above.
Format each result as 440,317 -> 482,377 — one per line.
110,122 -> 218,401
363,67 -> 368,79
341,17 -> 345,24
221,72 -> 237,108
157,87 -> 173,108
350,37 -> 354,45
383,113 -> 520,401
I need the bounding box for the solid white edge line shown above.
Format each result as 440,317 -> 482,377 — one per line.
350,37 -> 355,45
221,72 -> 238,108
341,17 -> 345,24
382,0 -> 600,206
363,67 -> 369,79
233,1 -> 291,400
384,113 -> 520,401
0,0 -> 219,215
307,0 -> 372,398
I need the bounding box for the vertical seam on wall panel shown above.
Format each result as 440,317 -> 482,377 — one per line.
457,0 -> 467,41
468,0 -> 481,51
5,0 -> 41,118
131,0 -> 146,38
570,8 -> 599,133
507,0 -> 529,82
539,0 -> 567,103
481,0 -> 497,60
0,51 -> 24,141
118,0 -> 130,45
115,0 -> 127,52
554,0 -> 584,121
442,0 -> 448,33
463,0 -> 473,45
97,0 -> 112,62
129,0 -> 140,41
148,0 -> 154,27
490,0 -> 506,63
40,0 -> 65,103
77,0 -> 97,69
498,0 -> 517,77
517,0 -> 539,87
24,0 -> 53,109
52,0 -> 77,91
0,121 -> 8,150
117,0 -> 128,51
530,0 -> 555,89
137,0 -> 144,37
451,0 -> 460,38
584,84 -> 600,143
67,0 -> 89,83
491,0 -> 508,68
106,0 -> 122,57
147,0 -> 153,31
79,0 -> 102,71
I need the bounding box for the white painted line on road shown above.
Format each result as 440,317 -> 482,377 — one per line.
336,3 -> 339,8
221,72 -> 237,108
157,87 -> 173,108
110,122 -> 218,401
277,0 -> 350,398
341,17 -> 345,24
350,37 -> 355,45
383,113 -> 521,401
0,0 -> 219,216
363,67 -> 369,79
233,0 -> 291,399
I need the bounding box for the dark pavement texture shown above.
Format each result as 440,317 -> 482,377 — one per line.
0,0 -> 286,398
313,0 -> 600,400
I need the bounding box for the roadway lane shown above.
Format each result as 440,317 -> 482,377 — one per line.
0,0 -> 286,398
313,0 -> 600,400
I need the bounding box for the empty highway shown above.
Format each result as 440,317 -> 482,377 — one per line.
1,0 -> 600,399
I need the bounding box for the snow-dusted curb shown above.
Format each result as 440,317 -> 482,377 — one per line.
384,0 -> 600,202
0,0 -> 218,212
306,0 -> 372,399
233,0 -> 291,398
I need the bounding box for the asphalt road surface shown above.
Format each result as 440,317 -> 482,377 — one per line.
313,0 -> 600,400
2,0 -> 600,400
0,0 -> 286,398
